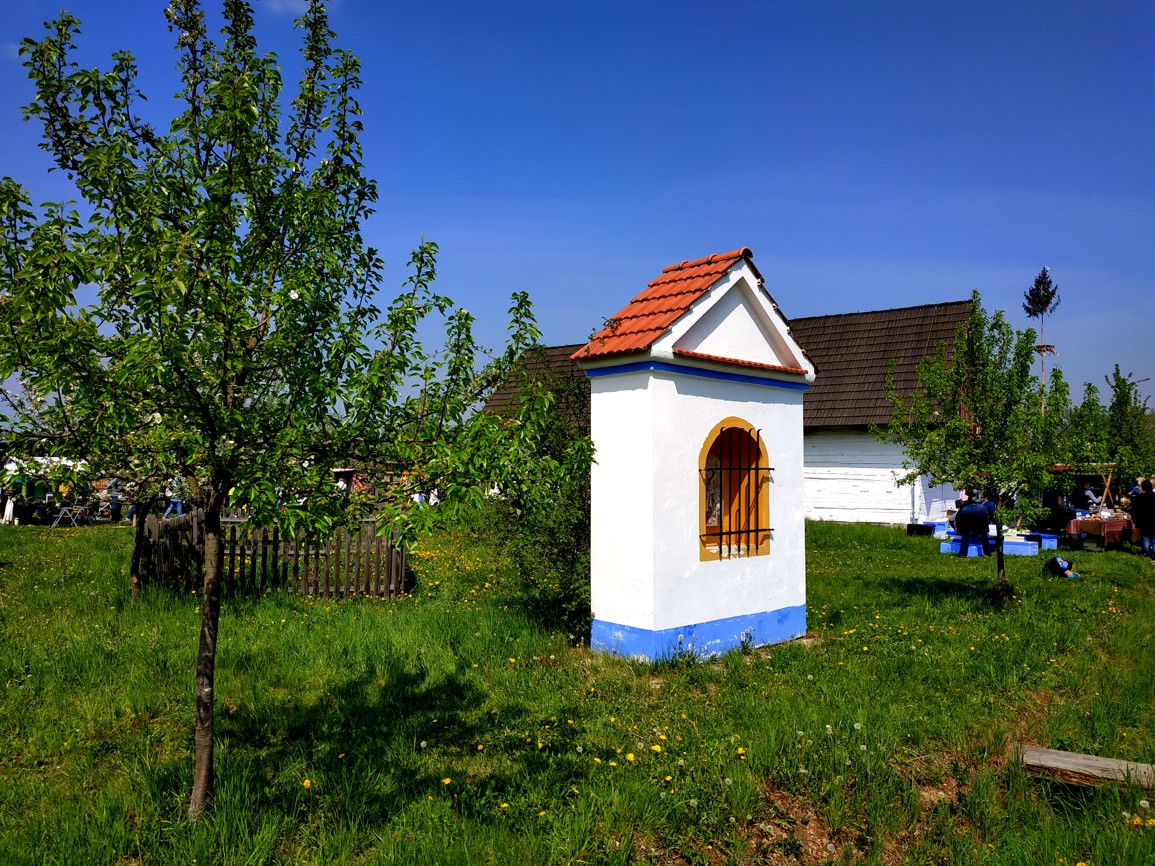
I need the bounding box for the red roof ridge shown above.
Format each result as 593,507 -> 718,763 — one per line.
659,247 -> 752,275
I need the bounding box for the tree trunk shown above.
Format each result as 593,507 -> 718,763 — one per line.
188,494 -> 225,819
995,525 -> 1007,588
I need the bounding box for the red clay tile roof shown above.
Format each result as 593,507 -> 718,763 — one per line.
572,247 -> 756,361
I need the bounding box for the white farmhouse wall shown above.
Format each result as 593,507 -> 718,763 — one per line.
803,430 -> 956,524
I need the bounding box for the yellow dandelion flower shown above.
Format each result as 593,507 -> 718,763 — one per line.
609,761 -> 618,767
500,803 -> 508,809
626,753 -> 636,762
650,745 -> 661,753
303,779 -> 311,789
594,757 -> 602,764
442,778 -> 452,785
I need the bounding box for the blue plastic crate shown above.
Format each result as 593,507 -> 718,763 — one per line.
1001,539 -> 1040,556
939,540 -> 987,557
1025,533 -> 1058,551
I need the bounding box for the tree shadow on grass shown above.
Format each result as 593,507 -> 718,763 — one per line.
878,574 -> 1016,609
142,644 -> 590,833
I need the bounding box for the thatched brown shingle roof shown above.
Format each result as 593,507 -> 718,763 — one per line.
484,344 -> 590,426
788,299 -> 972,430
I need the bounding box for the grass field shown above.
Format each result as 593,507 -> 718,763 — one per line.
1,520 -> 1153,865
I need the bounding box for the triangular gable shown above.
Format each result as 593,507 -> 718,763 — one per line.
657,263 -> 811,375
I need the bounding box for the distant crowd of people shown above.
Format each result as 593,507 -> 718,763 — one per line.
947,476 -> 1155,563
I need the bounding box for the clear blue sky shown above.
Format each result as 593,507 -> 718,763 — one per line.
3,1 -> 1153,403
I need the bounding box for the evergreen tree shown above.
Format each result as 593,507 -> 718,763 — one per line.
1022,267 -> 1061,410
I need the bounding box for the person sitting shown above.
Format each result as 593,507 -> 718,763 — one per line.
954,489 -> 990,556
1076,481 -> 1100,512
162,486 -> 183,518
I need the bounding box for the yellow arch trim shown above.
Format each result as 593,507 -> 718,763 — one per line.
698,416 -> 770,561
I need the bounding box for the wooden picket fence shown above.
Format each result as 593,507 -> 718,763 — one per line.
140,509 -> 408,598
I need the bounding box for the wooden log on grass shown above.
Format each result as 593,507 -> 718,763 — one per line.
1018,746 -> 1154,789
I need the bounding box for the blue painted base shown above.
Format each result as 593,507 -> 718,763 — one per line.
591,605 -> 806,661
921,521 -> 949,533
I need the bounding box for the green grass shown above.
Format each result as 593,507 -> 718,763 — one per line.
1,520 -> 1153,864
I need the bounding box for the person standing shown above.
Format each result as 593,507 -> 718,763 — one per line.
1129,479 -> 1155,561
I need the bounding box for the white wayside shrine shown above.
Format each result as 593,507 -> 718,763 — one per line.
572,248 -> 816,660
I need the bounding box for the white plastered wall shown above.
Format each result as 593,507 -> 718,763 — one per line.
590,367 -> 807,633
588,370 -> 657,628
